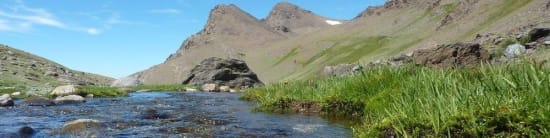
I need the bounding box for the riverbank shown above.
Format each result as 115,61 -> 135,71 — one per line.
241,62 -> 550,137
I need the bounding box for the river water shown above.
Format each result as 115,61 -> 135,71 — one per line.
0,92 -> 351,137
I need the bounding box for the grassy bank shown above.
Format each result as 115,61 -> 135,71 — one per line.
242,62 -> 550,137
77,86 -> 128,97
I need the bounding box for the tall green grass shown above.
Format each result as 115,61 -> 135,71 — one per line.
77,86 -> 128,97
242,62 -> 550,137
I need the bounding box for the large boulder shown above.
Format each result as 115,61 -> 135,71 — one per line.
51,85 -> 78,96
321,64 -> 362,77
54,95 -> 86,105
182,57 -> 263,89
503,43 -> 526,59
528,28 -> 550,42
0,94 -> 14,107
413,43 -> 491,68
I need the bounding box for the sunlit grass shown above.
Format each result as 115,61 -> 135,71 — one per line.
77,86 -> 128,97
242,62 -> 550,137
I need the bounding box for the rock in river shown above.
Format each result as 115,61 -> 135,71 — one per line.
0,94 -> 14,107
182,57 -> 263,89
202,83 -> 219,92
54,95 -> 86,105
61,119 -> 103,135
139,109 -> 170,120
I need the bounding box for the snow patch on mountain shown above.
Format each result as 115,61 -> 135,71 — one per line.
325,20 -> 342,25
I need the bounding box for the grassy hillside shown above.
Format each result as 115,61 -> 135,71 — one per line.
243,62 -> 550,137
247,0 -> 548,83
124,0 -> 549,86
0,44 -> 113,95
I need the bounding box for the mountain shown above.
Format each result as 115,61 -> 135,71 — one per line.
113,2 -> 336,86
116,4 -> 284,86
262,2 -> 341,35
114,0 -> 550,86
0,44 -> 113,94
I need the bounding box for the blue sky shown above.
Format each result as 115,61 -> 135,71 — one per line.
0,0 -> 386,78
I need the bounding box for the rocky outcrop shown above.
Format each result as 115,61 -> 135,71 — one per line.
183,57 -> 263,89
50,85 -> 78,96
0,94 -> 14,107
413,43 -> 491,68
320,64 -> 362,77
139,109 -> 170,120
17,126 -> 35,137
54,95 -> 86,105
263,2 -> 333,34
356,0 -> 442,18
528,28 -> 550,42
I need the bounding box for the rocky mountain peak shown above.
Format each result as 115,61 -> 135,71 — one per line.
356,0 -> 441,18
271,2 -> 305,13
202,4 -> 260,36
167,4 -> 282,61
264,2 -> 334,34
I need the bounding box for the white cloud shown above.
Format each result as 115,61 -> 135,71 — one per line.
0,11 -> 65,28
149,8 -> 181,14
0,18 -> 31,32
86,28 -> 100,35
0,0 -> 99,35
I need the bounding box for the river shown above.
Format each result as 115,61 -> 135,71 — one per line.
0,92 -> 351,137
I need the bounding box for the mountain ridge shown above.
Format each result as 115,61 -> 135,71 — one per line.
114,0 -> 550,87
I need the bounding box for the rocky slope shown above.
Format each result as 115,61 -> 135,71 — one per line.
0,45 -> 113,95
115,0 -> 550,86
262,2 -> 339,35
